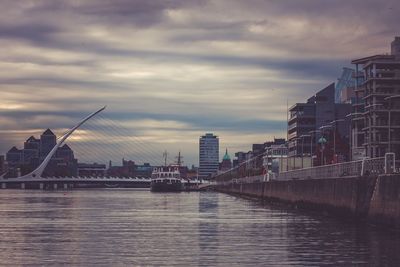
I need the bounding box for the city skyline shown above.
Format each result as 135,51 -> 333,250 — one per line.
1,0 -> 400,166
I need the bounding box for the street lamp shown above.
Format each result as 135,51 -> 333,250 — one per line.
319,125 -> 333,165
300,134 -> 311,168
330,119 -> 345,161
346,112 -> 363,161
309,130 -> 321,167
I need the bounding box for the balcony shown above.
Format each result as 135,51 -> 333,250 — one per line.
288,123 -> 314,132
362,76 -> 400,86
352,116 -> 364,121
288,132 -> 298,141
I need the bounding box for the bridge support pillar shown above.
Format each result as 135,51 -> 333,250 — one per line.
39,183 -> 44,190
1,183 -> 5,189
21,183 -> 25,189
53,183 -> 58,190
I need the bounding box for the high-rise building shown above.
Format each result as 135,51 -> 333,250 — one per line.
351,37 -> 400,159
199,133 -> 219,179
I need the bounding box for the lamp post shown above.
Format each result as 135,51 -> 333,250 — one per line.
309,130 -> 321,167
300,134 -> 311,168
330,119 -> 345,162
346,112 -> 363,161
320,125 -> 333,165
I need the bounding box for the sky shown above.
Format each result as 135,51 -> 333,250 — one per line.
0,0 -> 399,166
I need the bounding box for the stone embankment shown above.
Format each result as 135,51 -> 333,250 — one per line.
215,174 -> 400,228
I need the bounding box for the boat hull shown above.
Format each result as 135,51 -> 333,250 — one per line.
150,179 -> 182,192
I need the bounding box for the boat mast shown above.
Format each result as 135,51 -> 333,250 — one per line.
176,151 -> 184,167
163,150 -> 168,166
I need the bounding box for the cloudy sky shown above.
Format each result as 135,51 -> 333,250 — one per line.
0,0 -> 399,166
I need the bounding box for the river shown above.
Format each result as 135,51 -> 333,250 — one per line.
0,189 -> 399,266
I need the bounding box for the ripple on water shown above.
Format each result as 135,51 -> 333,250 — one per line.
0,189 -> 399,266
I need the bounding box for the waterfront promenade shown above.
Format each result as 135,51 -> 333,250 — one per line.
213,154 -> 400,228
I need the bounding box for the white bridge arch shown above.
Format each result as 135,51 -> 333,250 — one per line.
0,106 -> 106,180
0,107 -> 202,189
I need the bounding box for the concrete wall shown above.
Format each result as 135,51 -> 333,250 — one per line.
369,175 -> 400,227
216,174 -> 400,228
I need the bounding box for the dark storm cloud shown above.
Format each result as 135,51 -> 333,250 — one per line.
0,24 -> 58,44
0,43 -> 344,80
0,109 -> 285,134
1,0 -> 397,80
1,0 -> 399,164
18,0 -> 207,27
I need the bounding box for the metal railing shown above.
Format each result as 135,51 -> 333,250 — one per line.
216,175 -> 264,186
277,157 -> 386,180
214,153 -> 397,185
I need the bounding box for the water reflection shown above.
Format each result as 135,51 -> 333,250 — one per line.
198,192 -> 219,266
0,189 -> 399,266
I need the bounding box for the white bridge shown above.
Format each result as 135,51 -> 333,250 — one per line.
0,106 -> 155,189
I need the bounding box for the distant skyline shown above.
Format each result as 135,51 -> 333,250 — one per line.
0,0 -> 399,166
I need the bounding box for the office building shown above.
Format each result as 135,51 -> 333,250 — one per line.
40,129 -> 56,160
233,151 -> 247,167
4,129 -> 78,177
288,83 -> 352,165
199,133 -> 219,179
23,136 -> 40,165
263,139 -> 288,174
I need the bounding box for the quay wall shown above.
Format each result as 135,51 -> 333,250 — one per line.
215,174 -> 400,228
368,175 -> 400,227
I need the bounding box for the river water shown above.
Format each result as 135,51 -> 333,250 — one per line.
0,189 -> 399,266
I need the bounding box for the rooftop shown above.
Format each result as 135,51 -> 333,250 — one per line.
8,146 -> 21,153
351,54 -> 395,64
42,128 -> 55,136
26,136 -> 39,142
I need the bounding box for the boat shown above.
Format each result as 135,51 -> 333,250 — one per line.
150,166 -> 182,192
